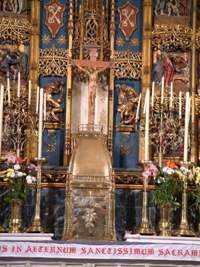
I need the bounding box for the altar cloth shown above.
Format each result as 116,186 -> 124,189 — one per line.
1,234 -> 200,262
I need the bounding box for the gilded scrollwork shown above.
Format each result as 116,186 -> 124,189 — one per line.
113,50 -> 142,80
152,24 -> 192,50
196,29 -> 200,49
39,47 -> 68,77
0,17 -> 31,43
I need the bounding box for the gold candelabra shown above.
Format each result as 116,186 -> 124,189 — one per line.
176,162 -> 195,236
138,161 -> 155,235
27,157 -> 45,233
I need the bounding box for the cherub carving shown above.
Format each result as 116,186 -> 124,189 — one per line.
117,84 -> 138,125
44,81 -> 64,123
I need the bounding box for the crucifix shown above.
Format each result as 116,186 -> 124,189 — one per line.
73,48 -> 112,126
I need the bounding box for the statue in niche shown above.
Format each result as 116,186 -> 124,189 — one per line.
154,0 -> 189,16
117,84 -> 138,126
73,48 -> 111,125
1,0 -> 30,14
44,80 -> 64,123
0,43 -> 29,80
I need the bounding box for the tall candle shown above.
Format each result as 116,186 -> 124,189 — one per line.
38,88 -> 44,159
170,81 -> 173,108
28,80 -> 31,106
135,93 -> 141,122
7,76 -> 10,106
144,88 -> 150,161
183,92 -> 190,162
161,76 -> 164,104
179,91 -> 182,119
17,72 -> 20,98
0,85 -> 4,156
36,86 -> 39,114
151,81 -> 155,107
43,92 -> 47,121
143,91 -> 147,114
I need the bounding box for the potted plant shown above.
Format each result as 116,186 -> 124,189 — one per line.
0,154 -> 37,233
153,161 -> 183,236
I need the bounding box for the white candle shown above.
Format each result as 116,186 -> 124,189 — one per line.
135,93 -> 141,122
151,81 -> 155,107
0,85 -> 4,156
170,81 -> 173,108
179,91 -> 182,119
144,88 -> 150,161
36,86 -> 39,114
28,80 -> 31,106
7,76 -> 10,106
17,72 -> 20,98
143,91 -> 147,114
43,92 -> 47,121
38,88 -> 44,159
183,92 -> 190,162
161,76 -> 164,104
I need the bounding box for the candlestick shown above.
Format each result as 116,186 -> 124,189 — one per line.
0,85 -> 4,156
38,88 -> 44,159
28,80 -> 31,106
151,81 -> 155,107
135,93 -> 141,122
17,72 -> 20,98
183,92 -> 190,162
179,91 -> 182,119
36,86 -> 39,114
161,76 -> 164,105
170,81 -> 173,109
143,91 -> 147,114
7,76 -> 10,106
144,88 -> 150,161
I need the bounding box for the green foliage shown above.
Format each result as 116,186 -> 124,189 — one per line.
5,176 -> 28,203
153,176 -> 182,208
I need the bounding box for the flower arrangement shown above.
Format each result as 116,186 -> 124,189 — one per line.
0,154 -> 37,203
153,161 -> 183,208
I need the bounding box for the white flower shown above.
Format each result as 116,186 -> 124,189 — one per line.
26,175 -> 36,184
162,167 -> 174,175
16,171 -> 25,177
14,164 -> 21,170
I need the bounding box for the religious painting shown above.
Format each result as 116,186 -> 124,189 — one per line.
152,50 -> 190,94
0,0 -> 31,15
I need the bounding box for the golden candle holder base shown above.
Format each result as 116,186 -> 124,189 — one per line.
0,225 -> 5,232
175,224 -> 195,237
138,161 -> 156,236
27,157 -> 46,233
176,161 -> 195,237
138,221 -> 155,235
27,218 -> 43,233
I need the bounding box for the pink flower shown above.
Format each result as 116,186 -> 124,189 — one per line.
6,155 -> 17,164
142,163 -> 158,180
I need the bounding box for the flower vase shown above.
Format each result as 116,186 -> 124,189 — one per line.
9,199 -> 22,233
159,203 -> 172,236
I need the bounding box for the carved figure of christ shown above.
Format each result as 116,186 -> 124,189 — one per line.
73,51 -> 111,126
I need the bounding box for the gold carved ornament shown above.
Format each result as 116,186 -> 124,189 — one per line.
113,50 -> 142,80
39,47 -> 68,77
195,28 -> 200,49
0,17 -> 31,43
152,24 -> 192,50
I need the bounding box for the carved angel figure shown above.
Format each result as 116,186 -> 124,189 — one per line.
117,84 -> 138,125
44,80 -> 64,122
